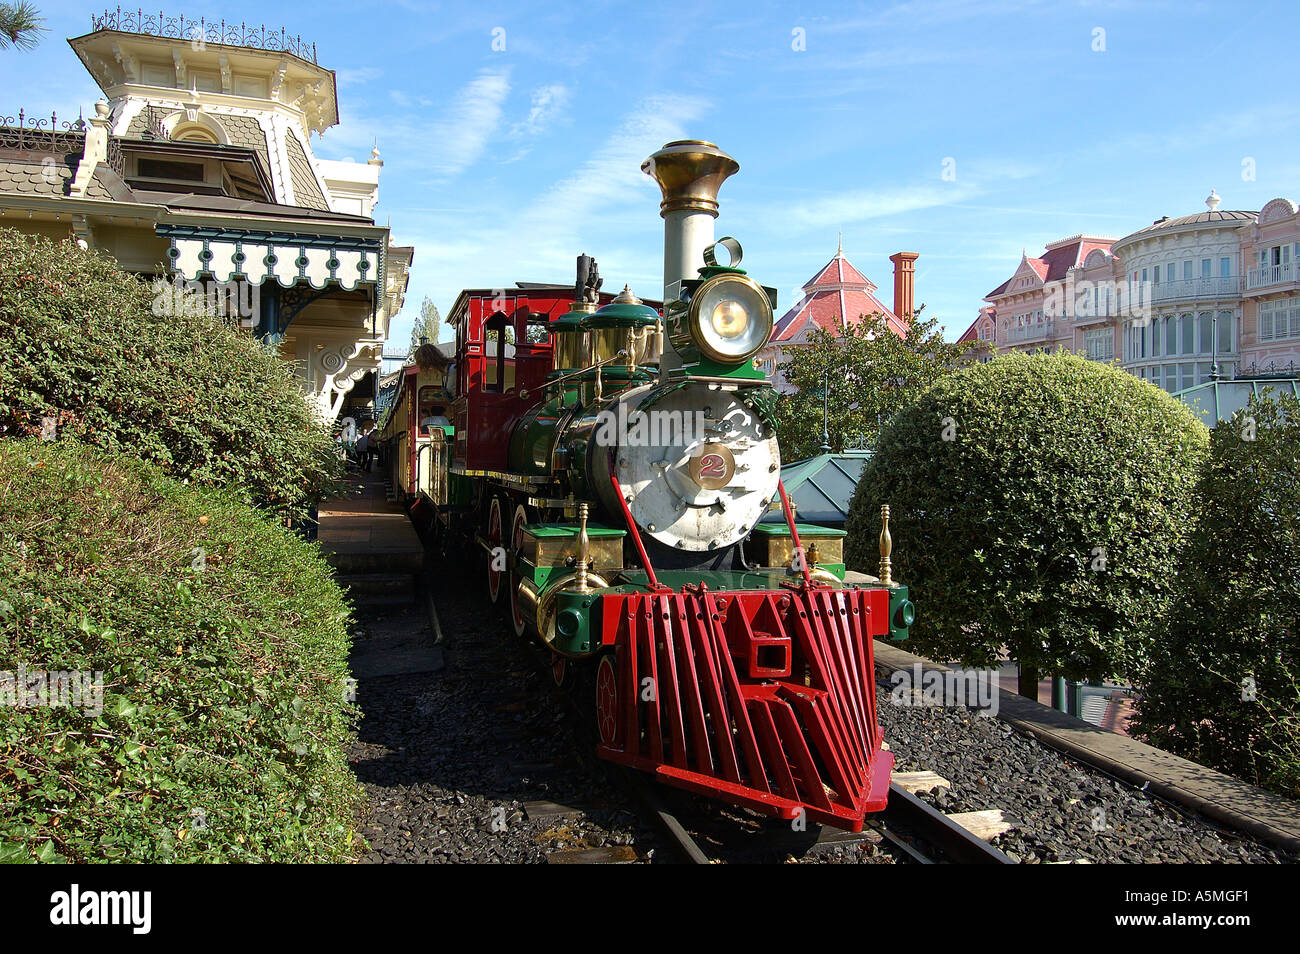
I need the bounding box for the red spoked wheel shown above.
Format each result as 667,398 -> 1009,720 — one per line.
595,653 -> 619,746
508,504 -> 530,637
485,497 -> 504,604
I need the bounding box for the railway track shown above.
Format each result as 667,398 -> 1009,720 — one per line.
411,571 -> 1016,865
624,776 -> 1016,865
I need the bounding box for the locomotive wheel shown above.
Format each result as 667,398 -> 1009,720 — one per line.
485,496 -> 505,604
551,652 -> 574,690
508,504 -> 531,637
594,652 -> 620,746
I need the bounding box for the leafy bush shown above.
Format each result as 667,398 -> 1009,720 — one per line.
0,439 -> 361,862
1132,394 -> 1300,796
0,228 -> 339,522
845,352 -> 1208,682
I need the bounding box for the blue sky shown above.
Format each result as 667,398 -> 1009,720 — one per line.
7,1 -> 1300,347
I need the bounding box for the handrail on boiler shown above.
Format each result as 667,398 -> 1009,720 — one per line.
608,471 -> 666,592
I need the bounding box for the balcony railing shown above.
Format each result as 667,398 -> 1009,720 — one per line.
1246,262 -> 1296,291
1007,320 -> 1054,342
1151,276 -> 1241,302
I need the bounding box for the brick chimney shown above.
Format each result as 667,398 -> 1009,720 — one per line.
889,252 -> 919,321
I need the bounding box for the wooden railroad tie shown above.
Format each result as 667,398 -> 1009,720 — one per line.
946,810 -> 1017,842
892,771 -> 951,794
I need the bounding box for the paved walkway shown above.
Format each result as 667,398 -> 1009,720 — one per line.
318,468 -> 425,574
875,640 -> 1300,854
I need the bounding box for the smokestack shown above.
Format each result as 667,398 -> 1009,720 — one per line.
889,252 -> 919,322
641,140 -> 740,370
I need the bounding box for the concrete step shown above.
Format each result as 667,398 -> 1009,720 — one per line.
326,549 -> 425,574
350,646 -> 445,679
339,572 -> 416,597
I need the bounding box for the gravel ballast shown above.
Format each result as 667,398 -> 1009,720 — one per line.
346,577 -> 1297,864
879,696 -> 1298,864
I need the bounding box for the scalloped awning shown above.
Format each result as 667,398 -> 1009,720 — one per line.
158,225 -> 383,291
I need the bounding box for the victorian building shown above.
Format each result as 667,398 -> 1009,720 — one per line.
968,190 -> 1300,395
0,10 -> 412,422
757,240 -> 917,393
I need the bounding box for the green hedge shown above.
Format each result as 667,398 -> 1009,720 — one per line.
846,352 -> 1208,682
0,229 -> 339,523
1133,394 -> 1300,797
0,439 -> 361,862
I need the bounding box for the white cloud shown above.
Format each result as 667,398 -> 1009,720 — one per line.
398,92 -> 711,314
425,67 -> 512,179
336,67 -> 383,88
512,84 -> 570,138
780,182 -> 982,232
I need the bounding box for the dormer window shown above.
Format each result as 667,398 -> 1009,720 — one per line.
172,125 -> 219,145
136,157 -> 205,182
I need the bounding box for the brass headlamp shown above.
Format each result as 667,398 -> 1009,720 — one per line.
668,238 -> 775,365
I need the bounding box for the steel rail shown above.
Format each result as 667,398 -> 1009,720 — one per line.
880,783 -> 1015,864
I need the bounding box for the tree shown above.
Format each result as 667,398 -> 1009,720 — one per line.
1132,394 -> 1300,797
0,1 -> 44,51
410,295 -> 441,352
772,308 -> 980,461
845,351 -> 1209,693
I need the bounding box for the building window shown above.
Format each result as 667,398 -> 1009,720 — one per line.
1183,260 -> 1193,281
1220,257 -> 1232,277
1165,316 -> 1177,355
1218,311 -> 1234,353
1084,328 -> 1114,362
1259,297 -> 1300,342
1198,312 -> 1213,352
1180,314 -> 1194,354
1201,259 -> 1212,278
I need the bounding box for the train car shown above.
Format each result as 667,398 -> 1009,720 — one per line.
409,140 -> 915,831
377,340 -> 454,506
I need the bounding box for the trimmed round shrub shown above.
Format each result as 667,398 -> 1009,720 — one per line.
1133,394 -> 1300,796
0,229 -> 339,522
845,352 -> 1209,682
0,438 -> 361,862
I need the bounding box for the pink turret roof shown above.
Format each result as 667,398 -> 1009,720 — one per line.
773,245 -> 905,342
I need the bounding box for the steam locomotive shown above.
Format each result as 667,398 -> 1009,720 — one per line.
380,140 -> 914,831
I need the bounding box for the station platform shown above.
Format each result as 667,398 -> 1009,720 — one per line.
317,468 -> 425,575
874,640 -> 1300,854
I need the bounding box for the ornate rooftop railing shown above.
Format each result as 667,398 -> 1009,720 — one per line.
1,109 -> 127,180
0,109 -> 87,154
90,7 -> 317,63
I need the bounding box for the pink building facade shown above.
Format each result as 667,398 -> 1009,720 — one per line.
965,192 -> 1300,391
1241,198 -> 1300,374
